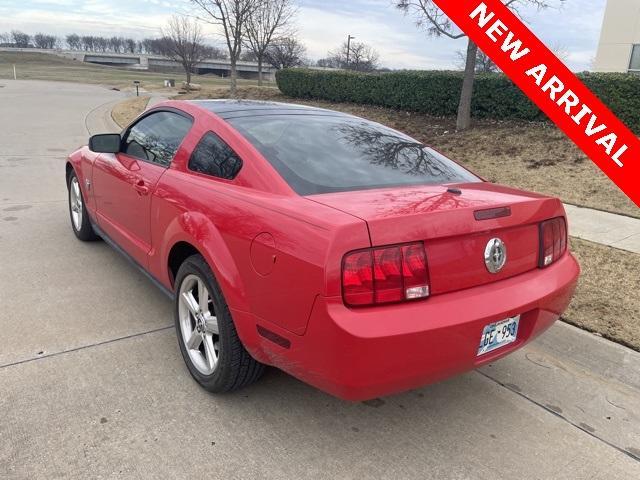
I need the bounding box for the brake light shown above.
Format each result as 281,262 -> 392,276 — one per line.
539,217 -> 567,268
342,242 -> 430,307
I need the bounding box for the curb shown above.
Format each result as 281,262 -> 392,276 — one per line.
544,321 -> 640,391
85,98 -> 122,135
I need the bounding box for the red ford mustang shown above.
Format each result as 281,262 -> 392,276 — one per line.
66,100 -> 580,400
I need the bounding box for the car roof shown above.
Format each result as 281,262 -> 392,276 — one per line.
188,99 -> 354,120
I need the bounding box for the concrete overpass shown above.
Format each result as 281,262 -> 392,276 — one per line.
1,47 -> 276,81
79,52 -> 276,80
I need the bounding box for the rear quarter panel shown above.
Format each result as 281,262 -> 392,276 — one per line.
150,171 -> 370,335
147,103 -> 371,336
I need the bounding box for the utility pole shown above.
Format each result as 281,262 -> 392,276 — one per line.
346,35 -> 355,68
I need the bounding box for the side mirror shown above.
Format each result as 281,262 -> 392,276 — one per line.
89,134 -> 121,153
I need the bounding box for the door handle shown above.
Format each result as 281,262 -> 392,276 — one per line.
133,179 -> 149,196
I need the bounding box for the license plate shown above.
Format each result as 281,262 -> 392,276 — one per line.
477,316 -> 520,356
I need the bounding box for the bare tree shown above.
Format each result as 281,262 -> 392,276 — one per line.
347,42 -> 380,72
456,43 -> 565,73
142,37 -> 171,55
162,16 -> 209,86
550,43 -> 570,64
33,33 -> 58,49
326,40 -> 380,72
140,38 -> 154,54
125,38 -> 137,53
34,33 -> 45,49
190,0 -> 259,95
109,36 -> 124,53
316,57 -> 340,69
62,32 -> 202,55
203,45 -> 229,59
475,48 -> 498,73
66,34 -> 81,50
396,0 -> 559,131
240,50 -> 258,61
244,0 -> 296,85
265,37 -> 306,69
80,35 -> 92,51
95,36 -> 108,52
11,31 -> 31,48
456,47 -> 498,73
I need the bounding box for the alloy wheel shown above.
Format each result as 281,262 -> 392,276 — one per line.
178,274 -> 220,375
70,176 -> 83,231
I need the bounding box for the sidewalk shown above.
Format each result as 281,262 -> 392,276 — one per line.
479,321 -> 640,463
146,95 -> 169,109
85,98 -> 123,135
565,204 -> 640,254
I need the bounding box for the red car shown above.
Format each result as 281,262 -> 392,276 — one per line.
66,100 -> 579,401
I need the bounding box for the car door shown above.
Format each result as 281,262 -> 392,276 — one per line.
93,110 -> 193,267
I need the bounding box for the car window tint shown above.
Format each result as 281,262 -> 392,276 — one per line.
123,111 -> 192,167
227,115 -> 480,195
189,132 -> 243,180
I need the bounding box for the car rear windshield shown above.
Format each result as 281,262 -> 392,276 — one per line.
227,114 -> 480,195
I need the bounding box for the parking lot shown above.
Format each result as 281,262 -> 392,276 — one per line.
1,80 -> 639,479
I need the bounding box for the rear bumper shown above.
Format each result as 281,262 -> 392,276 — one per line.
243,253 -> 580,401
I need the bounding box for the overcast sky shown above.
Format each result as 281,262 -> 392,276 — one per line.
0,0 -> 607,71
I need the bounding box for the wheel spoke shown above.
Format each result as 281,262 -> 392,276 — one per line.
198,280 -> 209,313
186,331 -> 203,350
73,181 -> 81,203
70,179 -> 83,230
178,274 -> 221,376
181,291 -> 199,317
203,313 -> 219,335
203,335 -> 217,370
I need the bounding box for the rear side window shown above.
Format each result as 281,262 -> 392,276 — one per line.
189,132 -> 243,180
123,111 -> 193,167
227,115 -> 480,195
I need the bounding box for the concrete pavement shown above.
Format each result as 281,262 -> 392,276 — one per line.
565,203 -> 640,254
0,80 -> 639,479
2,323 -> 639,479
87,97 -> 122,135
145,94 -> 171,110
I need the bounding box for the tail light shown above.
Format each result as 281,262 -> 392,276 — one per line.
342,242 -> 430,307
539,217 -> 567,268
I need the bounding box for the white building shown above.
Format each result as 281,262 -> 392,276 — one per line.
594,0 -> 640,72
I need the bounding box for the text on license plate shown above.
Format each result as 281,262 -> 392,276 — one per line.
477,316 -> 520,356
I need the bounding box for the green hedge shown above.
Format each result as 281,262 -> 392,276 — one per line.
276,68 -> 640,132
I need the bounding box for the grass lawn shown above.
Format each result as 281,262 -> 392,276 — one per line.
112,96 -> 151,127
0,51 -> 262,91
567,238 -> 639,351
181,86 -> 638,219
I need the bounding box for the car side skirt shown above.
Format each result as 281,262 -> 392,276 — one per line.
90,219 -> 175,300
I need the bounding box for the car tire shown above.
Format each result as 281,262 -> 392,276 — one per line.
67,170 -> 98,241
174,254 -> 265,393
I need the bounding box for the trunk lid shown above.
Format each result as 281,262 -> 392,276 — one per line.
308,183 -> 565,295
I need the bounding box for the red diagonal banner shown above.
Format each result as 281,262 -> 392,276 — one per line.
432,0 -> 640,208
